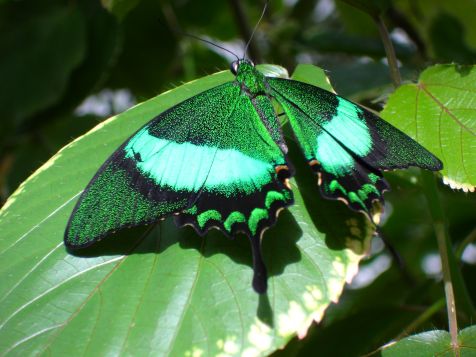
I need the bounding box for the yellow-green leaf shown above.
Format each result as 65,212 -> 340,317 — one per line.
381,64 -> 476,192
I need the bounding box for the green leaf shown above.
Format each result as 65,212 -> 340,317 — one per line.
0,65 -> 371,356
395,0 -> 476,59
381,64 -> 476,193
101,0 -> 142,20
291,64 -> 334,92
429,13 -> 476,64
381,325 -> 476,356
0,5 -> 86,135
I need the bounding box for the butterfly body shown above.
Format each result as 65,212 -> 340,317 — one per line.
65,60 -> 442,293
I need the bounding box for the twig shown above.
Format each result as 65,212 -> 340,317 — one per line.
420,170 -> 459,356
374,14 -> 402,87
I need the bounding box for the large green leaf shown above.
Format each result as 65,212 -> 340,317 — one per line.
0,64 -> 371,356
381,64 -> 476,193
382,325 -> 476,356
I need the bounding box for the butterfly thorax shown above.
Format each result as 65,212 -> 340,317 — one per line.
233,60 -> 267,96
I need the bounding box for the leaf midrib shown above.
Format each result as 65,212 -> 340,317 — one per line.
418,82 -> 476,136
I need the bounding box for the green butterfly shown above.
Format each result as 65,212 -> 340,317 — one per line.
64,59 -> 442,293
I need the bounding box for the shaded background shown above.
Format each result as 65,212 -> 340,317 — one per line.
1,0 -> 475,355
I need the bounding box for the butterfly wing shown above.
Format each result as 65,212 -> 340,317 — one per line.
65,82 -> 293,292
268,77 -> 442,216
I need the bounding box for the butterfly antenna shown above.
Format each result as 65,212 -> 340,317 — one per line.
182,33 -> 240,62
243,0 -> 269,59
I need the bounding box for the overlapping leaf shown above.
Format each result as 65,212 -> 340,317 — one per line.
0,64 -> 372,356
396,0 -> 476,59
382,325 -> 476,356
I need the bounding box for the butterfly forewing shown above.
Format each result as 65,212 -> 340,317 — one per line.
65,72 -> 293,292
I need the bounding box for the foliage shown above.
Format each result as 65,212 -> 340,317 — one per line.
0,0 -> 475,356
0,65 -> 372,355
381,64 -> 476,192
382,326 -> 476,356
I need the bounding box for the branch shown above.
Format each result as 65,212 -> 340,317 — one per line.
373,14 -> 401,87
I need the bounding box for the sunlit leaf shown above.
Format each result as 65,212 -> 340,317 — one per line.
0,65 -> 371,356
381,64 -> 476,192
382,325 -> 476,356
291,64 -> 334,91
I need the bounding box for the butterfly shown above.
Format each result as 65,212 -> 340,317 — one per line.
64,59 -> 442,293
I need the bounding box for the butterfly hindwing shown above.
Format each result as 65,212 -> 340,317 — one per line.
172,88 -> 294,292
268,77 -> 442,216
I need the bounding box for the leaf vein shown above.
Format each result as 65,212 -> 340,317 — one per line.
0,257 -> 123,333
204,258 -> 245,349
0,191 -> 82,257
163,237 -> 205,356
419,83 -> 476,136
118,230 -> 162,355
3,324 -> 63,355
0,242 -> 63,306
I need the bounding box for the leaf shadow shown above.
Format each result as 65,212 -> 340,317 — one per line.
64,223 -> 174,257
66,208 -> 303,328
177,209 -> 303,327
176,210 -> 302,276
295,172 -> 372,256
289,142 -> 373,256
66,144 -> 372,329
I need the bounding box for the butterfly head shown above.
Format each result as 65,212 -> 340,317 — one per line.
230,59 -> 255,76
231,59 -> 266,95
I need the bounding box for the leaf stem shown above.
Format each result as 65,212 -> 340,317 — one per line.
374,15 -> 401,87
420,171 -> 459,355
436,223 -> 460,354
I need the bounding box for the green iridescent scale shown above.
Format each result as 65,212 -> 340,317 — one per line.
65,60 -> 442,293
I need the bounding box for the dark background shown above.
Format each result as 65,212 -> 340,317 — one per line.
1,0 -> 475,355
